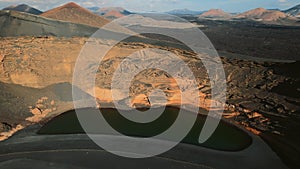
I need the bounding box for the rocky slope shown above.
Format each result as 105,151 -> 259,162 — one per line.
0,79 -> 94,141
0,36 -> 299,134
0,81 -> 63,141
0,35 -> 299,168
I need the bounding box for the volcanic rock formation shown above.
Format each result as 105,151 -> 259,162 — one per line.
40,2 -> 109,28
199,9 -> 232,19
235,8 -> 289,22
0,36 -> 299,136
94,7 -> 132,19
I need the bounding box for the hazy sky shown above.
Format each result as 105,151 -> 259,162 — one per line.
0,0 -> 299,12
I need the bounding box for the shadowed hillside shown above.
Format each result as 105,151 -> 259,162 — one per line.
284,4 -> 300,18
3,4 -> 42,15
0,10 -> 98,37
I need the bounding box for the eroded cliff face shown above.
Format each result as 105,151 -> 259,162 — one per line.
0,37 -> 84,87
0,36 -> 299,137
0,37 -> 222,111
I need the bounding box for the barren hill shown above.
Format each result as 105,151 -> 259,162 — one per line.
3,4 -> 42,15
41,2 -> 109,28
0,10 -> 97,37
199,9 -> 232,19
236,8 -> 289,21
96,7 -> 132,19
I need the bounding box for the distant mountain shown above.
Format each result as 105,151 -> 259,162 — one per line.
3,4 -> 42,15
87,7 -> 100,12
93,7 -> 132,19
167,9 -> 204,15
235,8 -> 289,22
284,4 -> 300,17
199,9 -> 232,19
40,2 -> 109,28
268,8 -> 281,11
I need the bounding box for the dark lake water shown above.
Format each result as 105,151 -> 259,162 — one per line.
38,107 -> 252,151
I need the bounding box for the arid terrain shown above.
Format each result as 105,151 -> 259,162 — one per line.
0,36 -> 299,167
0,2 -> 300,169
